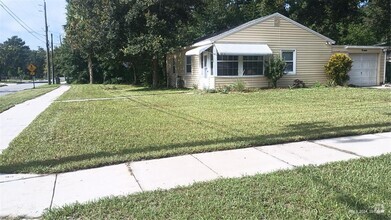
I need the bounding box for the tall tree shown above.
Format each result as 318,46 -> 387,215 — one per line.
65,0 -> 116,84
121,0 -> 203,87
53,39 -> 89,83
29,47 -> 47,79
363,0 -> 391,45
286,0 -> 363,43
0,36 -> 30,80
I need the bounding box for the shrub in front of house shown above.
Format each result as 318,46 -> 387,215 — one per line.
231,80 -> 246,92
265,56 -> 286,88
324,53 -> 353,86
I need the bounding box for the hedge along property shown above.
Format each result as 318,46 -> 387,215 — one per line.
166,13 -> 387,89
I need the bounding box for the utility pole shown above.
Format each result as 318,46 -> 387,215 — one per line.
44,0 -> 51,84
51,33 -> 55,84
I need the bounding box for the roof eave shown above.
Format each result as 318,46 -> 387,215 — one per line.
344,45 -> 386,49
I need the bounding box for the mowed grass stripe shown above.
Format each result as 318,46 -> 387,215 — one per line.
42,154 -> 391,219
0,85 -> 59,113
0,85 -> 390,173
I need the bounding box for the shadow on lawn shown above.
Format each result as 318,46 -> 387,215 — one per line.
304,168 -> 390,219
0,121 -> 390,174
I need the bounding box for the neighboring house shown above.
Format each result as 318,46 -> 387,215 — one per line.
166,13 -> 386,89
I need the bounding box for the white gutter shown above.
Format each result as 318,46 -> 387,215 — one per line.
193,40 -> 213,47
344,45 -> 386,49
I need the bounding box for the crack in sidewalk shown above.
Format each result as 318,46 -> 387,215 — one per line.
49,174 -> 58,210
126,163 -> 144,192
308,141 -> 364,157
253,147 -> 298,168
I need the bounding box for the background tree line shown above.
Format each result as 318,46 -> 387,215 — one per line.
0,36 -> 47,81
2,0 -> 388,86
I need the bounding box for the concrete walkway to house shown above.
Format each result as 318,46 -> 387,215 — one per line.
1,132 -> 390,218
0,85 -> 70,153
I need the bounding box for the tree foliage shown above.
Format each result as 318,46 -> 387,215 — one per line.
0,36 -> 46,81
58,0 -> 389,86
65,0 -> 119,84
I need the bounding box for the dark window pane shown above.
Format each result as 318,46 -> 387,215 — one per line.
285,62 -> 293,72
243,61 -> 263,75
218,55 -> 238,61
244,56 -> 262,61
172,59 -> 176,74
217,62 -> 238,76
282,52 -> 293,61
186,56 -> 192,73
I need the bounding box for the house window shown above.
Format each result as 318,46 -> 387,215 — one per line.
185,56 -> 192,74
281,50 -> 296,74
172,58 -> 176,74
217,55 -> 238,76
243,56 -> 263,75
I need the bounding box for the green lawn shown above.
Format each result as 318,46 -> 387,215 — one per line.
0,85 -> 59,113
0,85 -> 390,173
43,155 -> 391,219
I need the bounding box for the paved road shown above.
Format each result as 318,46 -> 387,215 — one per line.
0,82 -> 47,96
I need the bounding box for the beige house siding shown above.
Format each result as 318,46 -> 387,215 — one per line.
167,49 -> 200,88
215,74 -> 327,89
215,16 -> 333,87
215,76 -> 268,88
332,46 -> 385,84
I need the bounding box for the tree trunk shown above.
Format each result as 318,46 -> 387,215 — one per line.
87,54 -> 93,84
131,62 -> 137,85
162,54 -> 168,88
152,56 -> 158,88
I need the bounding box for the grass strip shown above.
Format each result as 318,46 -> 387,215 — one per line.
0,85 -> 59,113
43,154 -> 391,219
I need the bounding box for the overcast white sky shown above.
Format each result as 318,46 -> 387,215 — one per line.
0,0 -> 66,50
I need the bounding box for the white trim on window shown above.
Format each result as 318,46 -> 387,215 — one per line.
281,49 -> 296,75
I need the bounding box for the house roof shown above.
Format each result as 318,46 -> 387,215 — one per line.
193,13 -> 335,47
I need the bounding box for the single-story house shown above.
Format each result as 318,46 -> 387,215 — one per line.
166,13 -> 387,89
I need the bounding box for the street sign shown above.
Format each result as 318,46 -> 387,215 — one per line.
27,64 -> 37,89
27,64 -> 37,73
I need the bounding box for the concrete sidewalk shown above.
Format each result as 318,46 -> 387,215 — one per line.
1,132 -> 390,218
0,85 -> 70,153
